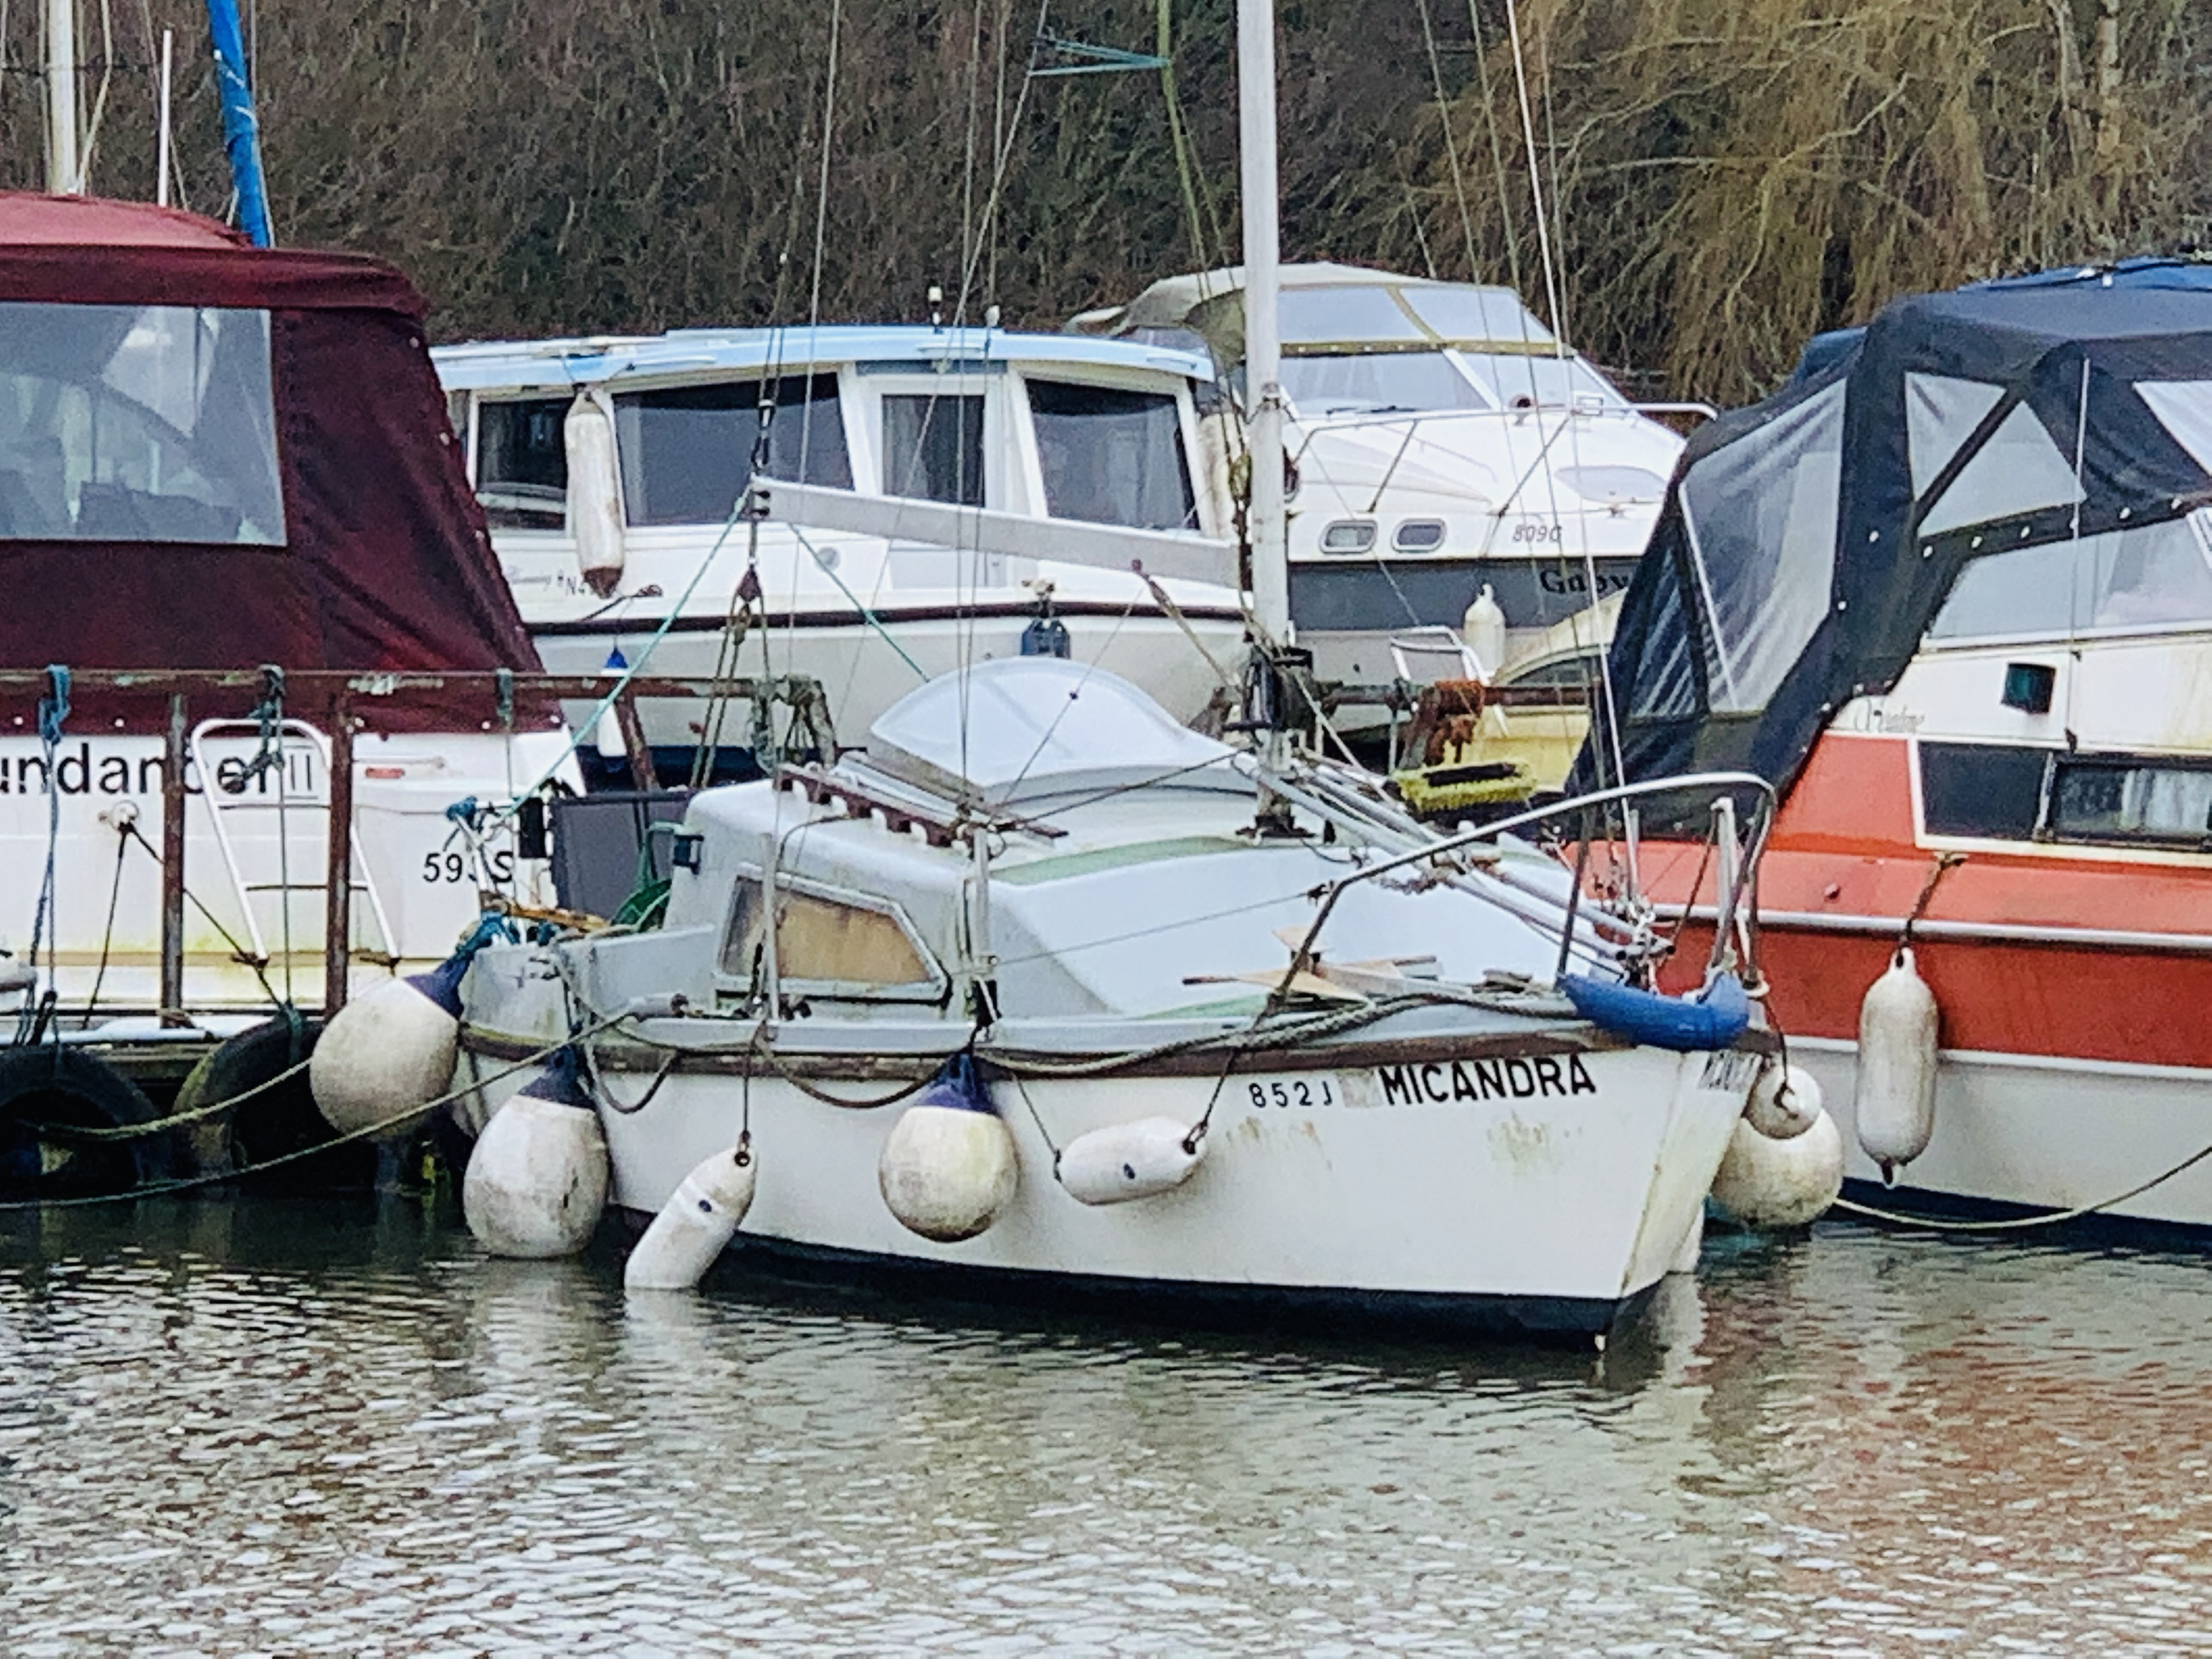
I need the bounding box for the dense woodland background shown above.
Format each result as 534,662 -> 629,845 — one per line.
4,0 -> 2208,401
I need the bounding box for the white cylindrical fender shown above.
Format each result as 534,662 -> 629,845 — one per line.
309,958 -> 468,1137
1746,1061 -> 1823,1141
1056,1116 -> 1205,1205
625,1144 -> 758,1292
1855,947 -> 1939,1182
566,390 -> 626,597
1462,582 -> 1508,679
462,1056 -> 610,1260
879,1104 -> 1018,1243
1709,1107 -> 1844,1231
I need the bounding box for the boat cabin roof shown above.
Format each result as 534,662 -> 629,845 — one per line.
865,657 -> 1243,806
432,325 -> 1214,393
1067,262 -> 1560,364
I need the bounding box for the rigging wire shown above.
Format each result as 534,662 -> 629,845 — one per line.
1413,0 -> 1482,284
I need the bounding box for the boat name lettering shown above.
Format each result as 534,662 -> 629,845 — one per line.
1375,1054 -> 1597,1105
0,743 -> 322,800
1538,566 -> 1631,597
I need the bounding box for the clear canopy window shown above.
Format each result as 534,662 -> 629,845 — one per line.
474,397 -> 568,530
882,393 -> 984,506
1927,511 -> 2212,641
1279,285 -> 1427,346
616,374 -> 851,527
1398,286 -> 1553,346
0,303 -> 284,544
1280,353 -> 1492,416
1458,353 -> 1625,411
1027,379 -> 1195,530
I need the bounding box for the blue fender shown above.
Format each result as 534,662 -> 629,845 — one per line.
1560,970 -> 1751,1053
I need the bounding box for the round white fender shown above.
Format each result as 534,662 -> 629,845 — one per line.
879,1105 -> 1018,1243
1709,1107 -> 1844,1230
309,956 -> 470,1138
462,1053 -> 610,1259
1855,947 -> 1939,1182
1745,1061 -> 1823,1141
1056,1116 -> 1204,1205
625,1144 -> 758,1292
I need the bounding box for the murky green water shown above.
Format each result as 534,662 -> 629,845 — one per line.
2,1199 -> 2209,1656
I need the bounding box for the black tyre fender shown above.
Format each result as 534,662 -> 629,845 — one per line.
172,1014 -> 375,1187
0,1043 -> 173,1197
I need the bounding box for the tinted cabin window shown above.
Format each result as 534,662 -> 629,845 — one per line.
1918,742 -> 2047,839
882,393 -> 984,505
1028,380 -> 1196,530
719,880 -> 939,996
0,302 -> 284,544
475,397 -> 568,530
616,375 -> 851,527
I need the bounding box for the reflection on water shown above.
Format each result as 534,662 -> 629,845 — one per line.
3,1198 -> 2211,1655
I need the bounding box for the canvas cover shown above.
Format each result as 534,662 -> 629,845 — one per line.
0,193 -> 540,732
1583,258 -> 2212,800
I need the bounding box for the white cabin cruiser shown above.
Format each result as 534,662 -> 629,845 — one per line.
453,657 -> 1777,1337
1073,263 -> 1693,691
434,328 -> 1248,783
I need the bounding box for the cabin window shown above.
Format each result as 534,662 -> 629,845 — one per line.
881,393 -> 984,505
2050,759 -> 2212,847
474,397 -> 568,530
1927,512 -> 2212,642
1917,742 -> 2212,849
719,877 -> 943,998
1028,380 -> 1195,530
1679,380 -> 1844,713
1397,286 -> 1554,348
1457,353 -> 1625,411
1280,352 -> 1488,417
0,302 -> 284,544
1278,285 -> 1426,346
616,375 -> 852,527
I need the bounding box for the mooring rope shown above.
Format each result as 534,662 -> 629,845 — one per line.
1831,1132 -> 2212,1233
0,1017 -> 625,1210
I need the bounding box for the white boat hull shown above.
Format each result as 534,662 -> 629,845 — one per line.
467,1032 -> 1756,1335
1793,1035 -> 2212,1234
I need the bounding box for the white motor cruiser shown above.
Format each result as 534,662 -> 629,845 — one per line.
450,655 -> 1778,1338
1072,262 -> 1700,697
433,326 -> 1248,781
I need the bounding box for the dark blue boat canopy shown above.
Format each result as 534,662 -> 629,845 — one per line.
1587,258 -> 2212,800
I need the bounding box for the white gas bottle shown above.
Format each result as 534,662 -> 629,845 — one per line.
1462,583 -> 1508,679
625,1144 -> 758,1291
565,390 -> 627,596
463,1050 -> 610,1259
309,954 -> 470,1137
1746,1061 -> 1822,1141
1056,1117 -> 1205,1205
1854,947 -> 1939,1182
1709,1107 -> 1844,1230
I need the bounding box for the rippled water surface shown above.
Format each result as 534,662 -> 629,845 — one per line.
3,1199 -> 2212,1656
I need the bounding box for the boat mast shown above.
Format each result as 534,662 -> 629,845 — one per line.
205,0 -> 274,246
1236,0 -> 1288,642
44,0 -> 79,193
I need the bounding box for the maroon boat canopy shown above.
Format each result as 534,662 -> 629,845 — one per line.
0,193 -> 545,731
